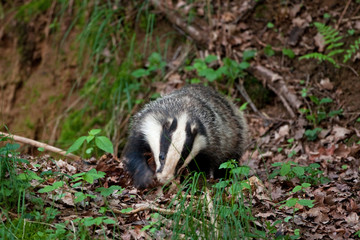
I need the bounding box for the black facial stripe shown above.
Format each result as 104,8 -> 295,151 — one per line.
176,122 -> 196,173
158,118 -> 178,173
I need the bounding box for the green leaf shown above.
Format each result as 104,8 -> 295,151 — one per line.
205,55 -> 218,63
88,129 -> 101,136
97,185 -> 123,197
121,208 -> 134,213
280,163 -> 291,176
213,180 -> 229,189
305,128 -> 322,141
264,45 -> 275,56
38,147 -> 45,152
328,109 -> 343,117
219,161 -> 235,169
301,183 -> 311,188
5,143 -> 20,151
38,181 -> 64,193
298,199 -> 314,208
103,218 -> 116,225
86,135 -> 94,143
239,61 -> 250,70
198,68 -> 220,82
239,102 -> 249,111
285,198 -> 298,207
309,95 -> 319,105
319,97 -> 333,104
85,147 -> 93,154
131,69 -> 149,78
292,166 -> 305,176
292,186 -> 302,193
231,166 -> 250,176
67,136 -> 86,154
243,50 -> 256,61
267,22 -> 274,28
282,48 -> 295,59
95,136 -> 114,154
271,162 -> 284,167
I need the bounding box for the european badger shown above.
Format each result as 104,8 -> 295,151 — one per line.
122,84 -> 247,188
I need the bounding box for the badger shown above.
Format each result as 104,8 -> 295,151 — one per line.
122,84 -> 247,189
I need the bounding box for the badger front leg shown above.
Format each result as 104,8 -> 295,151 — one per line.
122,134 -> 154,189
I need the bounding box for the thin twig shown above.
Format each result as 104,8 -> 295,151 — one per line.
266,84 -> 296,118
336,0 -> 352,29
235,83 -> 268,120
0,131 -> 80,160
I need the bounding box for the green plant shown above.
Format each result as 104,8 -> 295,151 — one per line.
300,96 -> 342,140
185,51 -> 255,85
270,162 -> 328,185
304,128 -> 322,141
131,52 -> 167,78
71,168 -> 106,204
66,129 -> 114,157
344,37 -> 360,63
300,22 -> 360,67
0,132 -> 31,208
282,48 -> 295,59
141,213 -> 162,234
264,44 -> 275,57
299,22 -> 344,68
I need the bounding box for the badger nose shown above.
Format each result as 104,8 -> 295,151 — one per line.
159,153 -> 165,162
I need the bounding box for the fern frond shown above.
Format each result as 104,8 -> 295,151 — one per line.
327,49 -> 344,57
299,53 -> 339,68
314,22 -> 343,50
343,37 -> 360,63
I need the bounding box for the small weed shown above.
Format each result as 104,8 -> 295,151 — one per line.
300,95 -> 342,141
300,22 -> 360,67
270,162 -> 329,185
185,51 -> 255,86
66,129 -> 114,157
282,48 -> 295,59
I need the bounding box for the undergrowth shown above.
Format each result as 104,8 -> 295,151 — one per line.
300,22 -> 360,67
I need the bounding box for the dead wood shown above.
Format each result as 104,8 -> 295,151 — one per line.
0,131 -> 80,161
248,65 -> 302,118
236,82 -> 268,120
149,0 -> 208,45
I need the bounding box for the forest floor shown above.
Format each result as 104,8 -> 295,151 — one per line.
1,0 -> 360,239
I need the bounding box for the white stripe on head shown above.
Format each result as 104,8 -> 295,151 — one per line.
141,114 -> 162,170
156,113 -> 188,184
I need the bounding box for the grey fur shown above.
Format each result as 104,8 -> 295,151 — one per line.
122,84 -> 247,188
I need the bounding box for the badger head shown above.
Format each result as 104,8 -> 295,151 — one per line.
141,112 -> 207,185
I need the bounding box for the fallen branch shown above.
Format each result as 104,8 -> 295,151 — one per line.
248,65 -> 302,118
112,204 -> 175,215
149,0 -> 208,45
0,131 -> 80,161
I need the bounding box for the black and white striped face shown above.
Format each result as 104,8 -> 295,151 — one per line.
141,113 -> 207,184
